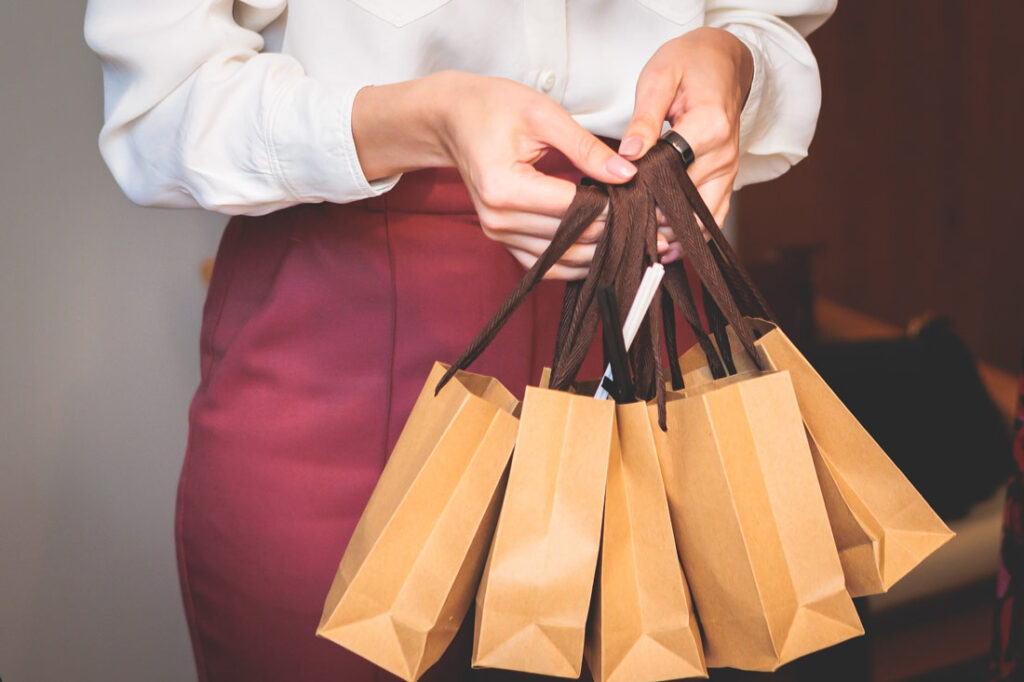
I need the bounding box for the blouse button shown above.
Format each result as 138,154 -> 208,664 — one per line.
538,70 -> 557,93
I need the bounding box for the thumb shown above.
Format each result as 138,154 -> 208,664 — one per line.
539,106 -> 637,184
619,69 -> 676,160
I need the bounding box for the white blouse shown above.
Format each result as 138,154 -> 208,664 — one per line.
84,0 -> 835,216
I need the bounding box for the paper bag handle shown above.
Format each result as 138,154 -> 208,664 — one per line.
548,177 -> 659,393
642,141 -> 765,373
435,184 -> 608,394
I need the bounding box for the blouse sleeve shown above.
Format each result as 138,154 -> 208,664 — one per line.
704,0 -> 837,188
84,0 -> 399,216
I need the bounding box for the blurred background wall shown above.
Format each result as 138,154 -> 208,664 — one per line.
0,3 -> 219,680
739,0 -> 1023,375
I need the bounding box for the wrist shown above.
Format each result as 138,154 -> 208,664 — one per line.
688,26 -> 755,108
421,70 -> 472,169
713,27 -> 755,107
352,72 -> 454,180
731,34 -> 755,107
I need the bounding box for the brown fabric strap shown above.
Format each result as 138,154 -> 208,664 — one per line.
552,279 -> 582,377
550,179 -> 645,391
703,287 -> 736,378
633,184 -> 662,401
435,184 -> 608,393
661,287 -> 684,390
661,261 -> 726,379
647,282 -> 667,429
547,183 -> 622,386
597,286 -> 635,403
616,180 -> 658,399
641,142 -> 763,371
670,157 -> 775,322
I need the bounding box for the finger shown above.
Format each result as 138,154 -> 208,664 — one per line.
486,168 -> 607,219
479,210 -> 606,243
497,233 -> 598,269
620,65 -> 677,160
473,166 -> 576,217
661,242 -> 685,264
660,223 -> 710,249
534,106 -> 637,183
506,247 -> 590,281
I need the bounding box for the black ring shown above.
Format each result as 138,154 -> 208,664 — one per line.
662,130 -> 695,168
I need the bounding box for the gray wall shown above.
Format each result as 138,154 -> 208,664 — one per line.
0,3 -> 220,680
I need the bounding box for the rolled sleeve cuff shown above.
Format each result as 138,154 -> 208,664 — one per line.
725,26 -> 768,156
267,78 -> 401,205
711,19 -> 822,189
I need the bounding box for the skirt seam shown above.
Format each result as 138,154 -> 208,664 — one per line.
176,404 -> 210,682
199,222 -> 241,391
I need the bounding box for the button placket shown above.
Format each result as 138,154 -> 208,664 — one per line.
524,0 -> 568,101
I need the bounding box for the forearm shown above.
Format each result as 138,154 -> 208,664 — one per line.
688,28 -> 755,123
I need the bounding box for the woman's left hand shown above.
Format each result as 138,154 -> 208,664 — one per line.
620,27 -> 754,263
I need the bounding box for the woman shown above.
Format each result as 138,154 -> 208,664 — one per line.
84,1 -> 835,680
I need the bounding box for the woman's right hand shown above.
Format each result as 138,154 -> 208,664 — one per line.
353,71 -> 649,280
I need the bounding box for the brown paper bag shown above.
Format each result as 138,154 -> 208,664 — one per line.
317,362 -> 519,681
651,370 -> 864,672
679,321 -> 955,597
473,386 -> 615,678
586,400 -> 707,682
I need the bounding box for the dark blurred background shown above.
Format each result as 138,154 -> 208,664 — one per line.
740,1 -> 1022,374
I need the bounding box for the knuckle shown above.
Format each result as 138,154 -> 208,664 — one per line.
638,66 -> 675,95
476,209 -> 504,234
576,134 -> 601,164
703,108 -> 733,145
477,175 -> 510,209
630,113 -> 662,138
522,100 -> 548,129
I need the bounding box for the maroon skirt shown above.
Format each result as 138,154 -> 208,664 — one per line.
176,159 -> 691,681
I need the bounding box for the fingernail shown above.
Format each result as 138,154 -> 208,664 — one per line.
606,155 -> 637,180
618,135 -> 643,159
